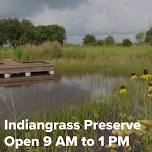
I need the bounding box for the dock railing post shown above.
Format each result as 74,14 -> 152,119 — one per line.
4,74 -> 11,79
25,72 -> 31,77
49,71 -> 55,75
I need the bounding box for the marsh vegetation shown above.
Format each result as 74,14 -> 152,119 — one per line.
0,43 -> 152,151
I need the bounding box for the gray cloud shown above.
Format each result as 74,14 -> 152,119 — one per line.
0,0 -> 42,18
0,0 -> 87,18
0,0 -> 152,43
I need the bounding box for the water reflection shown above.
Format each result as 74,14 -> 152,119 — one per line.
0,74 -> 125,120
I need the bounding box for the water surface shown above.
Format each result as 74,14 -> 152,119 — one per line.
0,74 -> 125,120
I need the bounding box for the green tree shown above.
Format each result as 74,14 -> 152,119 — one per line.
49,25 -> 66,44
83,34 -> 96,45
104,36 -> 115,46
0,20 -> 8,45
5,18 -> 22,47
0,19 -> 20,46
36,25 -> 66,44
96,40 -> 104,46
0,18 -> 34,47
0,19 -> 66,46
145,27 -> 152,44
136,32 -> 145,44
122,38 -> 132,47
19,19 -> 37,45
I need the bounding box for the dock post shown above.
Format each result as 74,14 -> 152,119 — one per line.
4,74 -> 11,79
49,71 -> 55,75
25,72 -> 31,77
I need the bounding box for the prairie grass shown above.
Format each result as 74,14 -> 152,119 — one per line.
0,43 -> 152,76
0,41 -> 62,62
0,80 -> 152,152
0,43 -> 152,151
56,45 -> 152,76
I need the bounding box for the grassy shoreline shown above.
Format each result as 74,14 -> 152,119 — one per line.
0,43 -> 152,76
0,79 -> 152,151
0,44 -> 152,151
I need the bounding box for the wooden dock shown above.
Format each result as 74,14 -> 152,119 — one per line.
0,59 -> 54,85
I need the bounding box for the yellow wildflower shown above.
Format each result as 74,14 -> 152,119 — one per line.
119,86 -> 127,95
148,82 -> 152,92
140,74 -> 152,81
147,91 -> 152,97
140,69 -> 152,81
130,73 -> 138,80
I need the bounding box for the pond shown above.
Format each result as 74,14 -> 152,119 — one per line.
0,74 -> 125,120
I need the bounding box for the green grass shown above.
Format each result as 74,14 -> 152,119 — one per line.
0,44 -> 152,76
0,80 -> 152,152
56,45 -> 152,76
0,43 -> 152,151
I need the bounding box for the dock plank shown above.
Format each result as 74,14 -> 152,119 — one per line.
0,59 -> 54,74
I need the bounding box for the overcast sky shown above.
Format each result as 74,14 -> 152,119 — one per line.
0,0 -> 152,43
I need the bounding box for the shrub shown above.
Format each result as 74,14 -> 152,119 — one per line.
83,34 -> 96,45
122,39 -> 132,47
96,40 -> 104,46
104,36 -> 115,46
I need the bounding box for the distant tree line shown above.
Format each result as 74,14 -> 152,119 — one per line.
83,34 -> 132,47
0,19 -> 66,47
1,18 -> 152,47
83,27 -> 152,47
